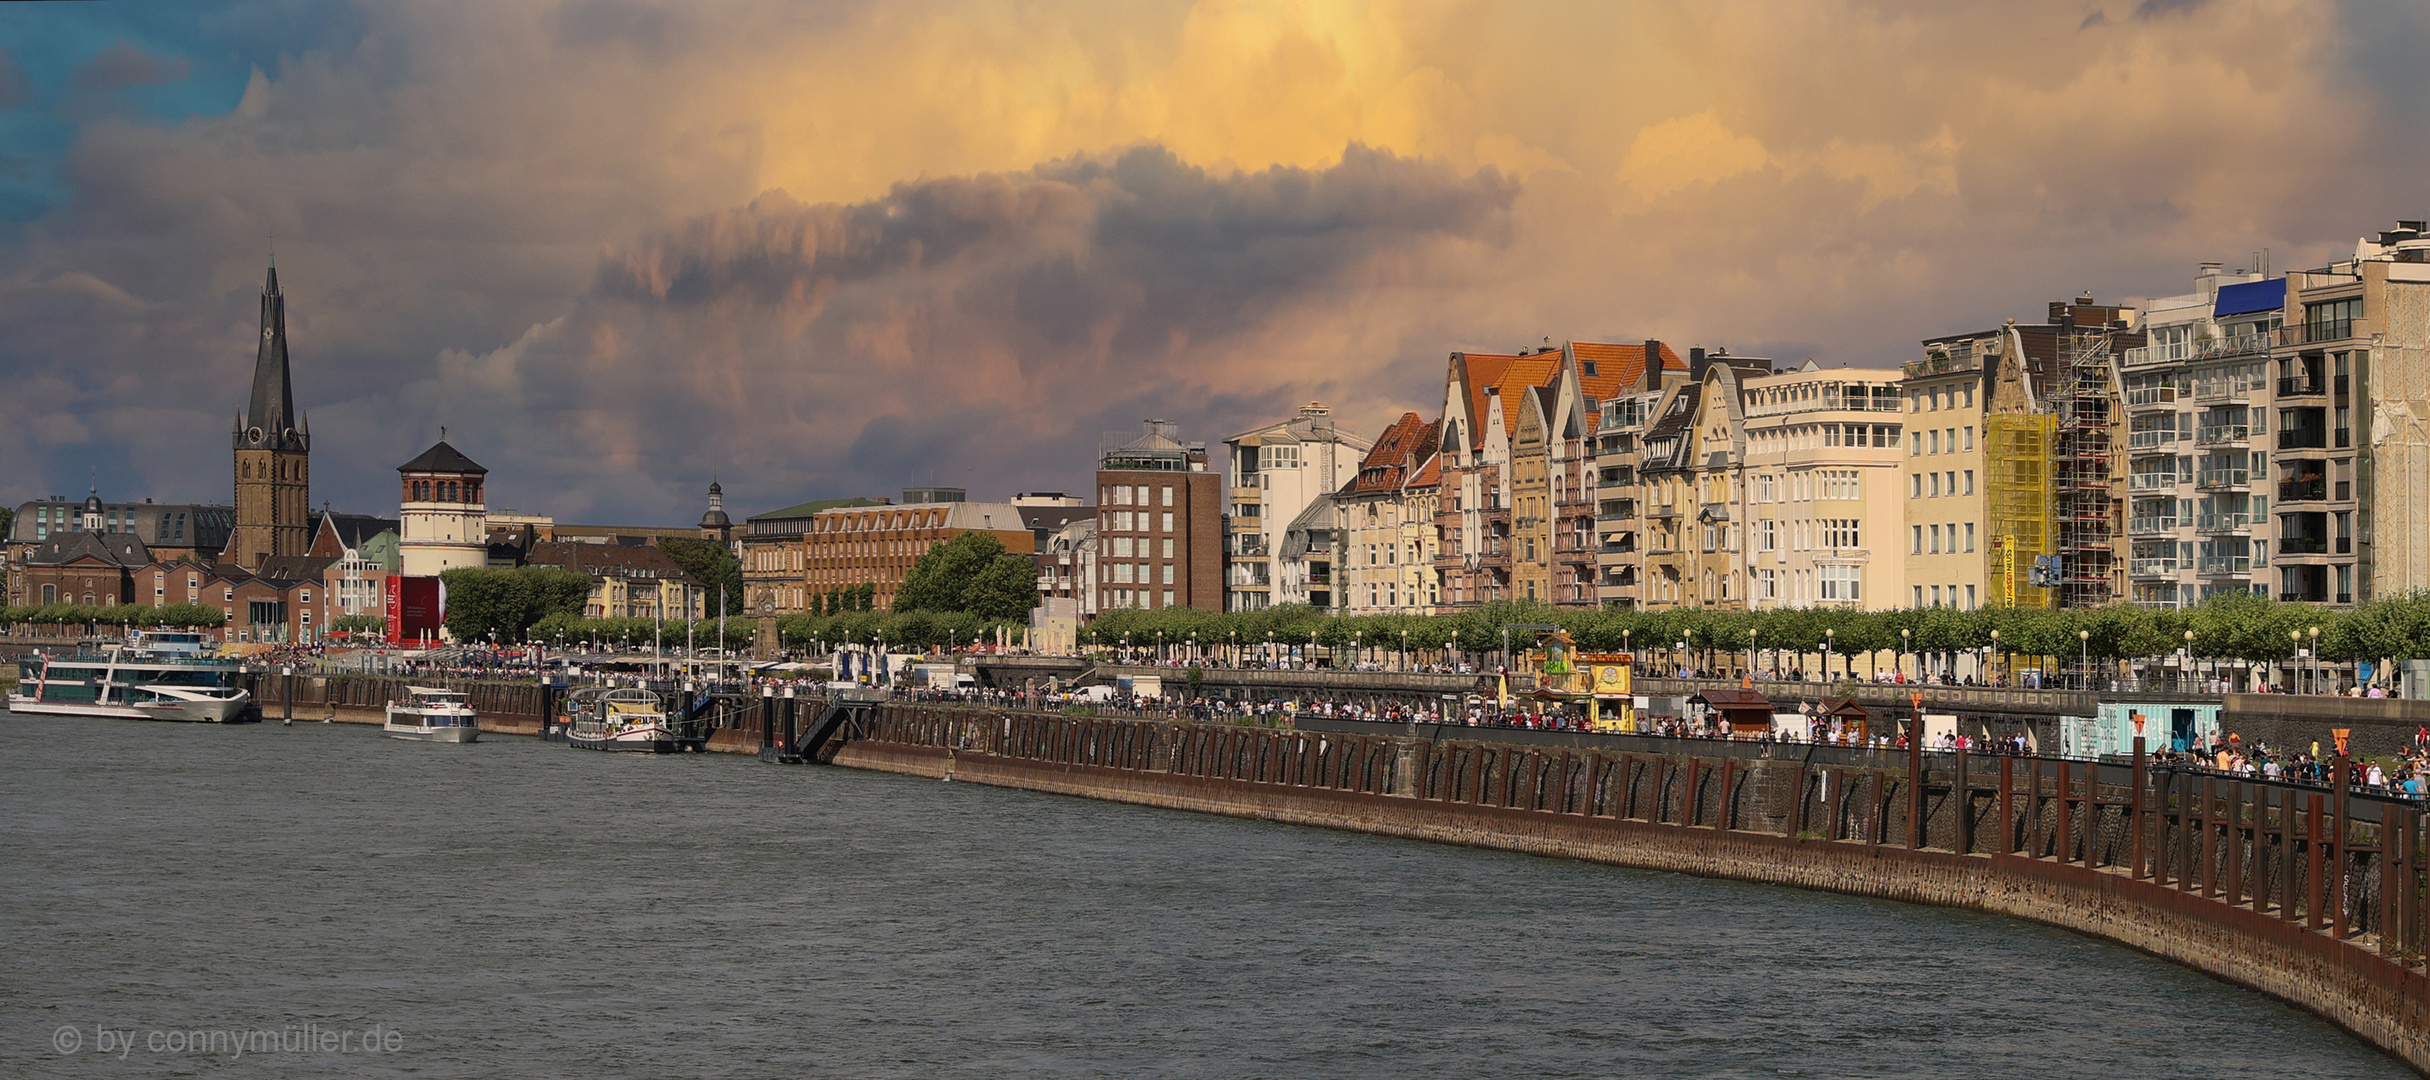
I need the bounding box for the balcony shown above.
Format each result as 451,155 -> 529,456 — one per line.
2129,471 -> 2181,492
2277,479 -> 2327,502
2196,555 -> 2252,576
1902,348 -> 1987,378
2122,330 -> 2273,367
2193,424 -> 2249,447
2127,428 -> 2180,450
2195,512 -> 2253,534
2276,429 -> 2327,450
2279,537 -> 2328,556
2128,558 -> 2181,578
2276,375 -> 2325,397
1646,503 -> 1681,519
2194,468 -> 2249,491
2124,386 -> 2178,410
2127,515 -> 2179,535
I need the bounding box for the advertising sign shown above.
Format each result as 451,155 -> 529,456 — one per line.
385,575 -> 446,644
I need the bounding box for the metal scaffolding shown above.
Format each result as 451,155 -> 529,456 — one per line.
2051,326 -> 2118,608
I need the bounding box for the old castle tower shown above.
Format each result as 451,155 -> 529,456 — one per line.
228,259 -> 311,569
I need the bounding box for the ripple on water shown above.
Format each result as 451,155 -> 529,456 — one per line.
0,711 -> 2413,1079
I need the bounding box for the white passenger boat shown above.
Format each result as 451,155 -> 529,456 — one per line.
564,687 -> 681,752
384,686 -> 481,742
5,632 -> 252,723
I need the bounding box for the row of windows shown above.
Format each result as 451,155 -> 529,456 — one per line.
1102,588 -> 1178,609
1106,537 -> 1176,558
1910,470 -> 1974,498
1751,423 -> 1899,453
1754,470 -> 1862,503
1910,425 -> 1974,456
1105,484 -> 1177,507
813,511 -> 946,533
1911,522 -> 1977,555
1913,584 -> 1979,609
1107,510 -> 1174,533
1108,563 -> 1174,585
1910,385 -> 1975,413
1755,518 -> 1862,552
1757,565 -> 1862,602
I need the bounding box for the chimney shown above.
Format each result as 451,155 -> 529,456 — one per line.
1641,339 -> 1664,393
1689,346 -> 1709,382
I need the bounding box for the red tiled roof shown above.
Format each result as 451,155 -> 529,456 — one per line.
1338,412 -> 1443,498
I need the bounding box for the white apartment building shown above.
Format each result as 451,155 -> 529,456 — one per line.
1739,363 -> 1906,610
1223,403 -> 1369,611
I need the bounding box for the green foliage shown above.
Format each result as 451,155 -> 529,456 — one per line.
776,608 -> 1021,651
0,602 -> 226,630
530,613 -> 756,652
437,565 -> 592,643
330,614 -> 385,634
656,537 -> 745,616
894,533 -> 1038,620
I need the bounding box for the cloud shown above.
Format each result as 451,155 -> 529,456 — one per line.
1,0 -> 2426,525
70,42 -> 191,92
0,47 -> 32,110
417,143 -> 1514,516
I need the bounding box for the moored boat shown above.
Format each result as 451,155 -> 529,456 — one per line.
564,687 -> 682,751
383,685 -> 480,742
5,633 -> 252,723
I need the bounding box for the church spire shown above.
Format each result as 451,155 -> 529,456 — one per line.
237,259 -> 305,451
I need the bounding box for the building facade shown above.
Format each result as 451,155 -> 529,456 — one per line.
804,499 -> 1032,613
1223,404 -> 1368,611
1739,363 -> 1906,610
526,541 -> 706,620
7,492 -> 232,605
2118,263 -> 2276,609
739,496 -> 888,615
228,260 -> 313,570
1334,412 -> 1442,615
397,440 -> 490,577
308,512 -> 401,620
1097,420 -> 1224,611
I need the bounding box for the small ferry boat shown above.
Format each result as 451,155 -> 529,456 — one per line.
383,686 -> 480,743
5,632 -> 252,723
564,687 -> 684,752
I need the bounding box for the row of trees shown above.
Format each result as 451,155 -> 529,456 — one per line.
1072,593 -> 2430,675
777,609 -> 1026,652
0,603 -> 228,631
531,613 -> 756,652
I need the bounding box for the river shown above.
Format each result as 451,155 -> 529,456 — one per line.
0,711 -> 2412,1078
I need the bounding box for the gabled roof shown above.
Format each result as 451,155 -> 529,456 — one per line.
1569,341 -> 1685,400
1448,340 -> 1685,449
319,512 -> 398,550
397,440 -> 487,475
1337,412 -> 1442,499
26,531 -> 151,568
526,541 -> 700,583
252,555 -> 339,584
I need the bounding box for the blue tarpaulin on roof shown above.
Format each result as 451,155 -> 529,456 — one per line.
2214,279 -> 2285,318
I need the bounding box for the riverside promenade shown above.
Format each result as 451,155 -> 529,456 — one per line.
244,672 -> 2429,1073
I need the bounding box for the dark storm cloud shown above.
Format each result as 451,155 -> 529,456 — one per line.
0,47 -> 33,110
69,42 -> 191,91
459,143 -> 1514,517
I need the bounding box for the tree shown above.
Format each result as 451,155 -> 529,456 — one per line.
439,566 -> 592,643
658,537 -> 744,616
894,532 -> 1038,619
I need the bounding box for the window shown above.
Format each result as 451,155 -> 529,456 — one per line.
1963,470 -> 1975,495
1913,585 -> 1924,607
1928,429 -> 1940,454
1911,525 -> 1924,554
1163,590 -> 1176,607
1964,523 -> 1976,552
1162,486 -> 1174,506
1819,564 -> 1861,601
1758,519 -> 1777,552
1929,523 -> 1941,553
1114,486 -> 1132,505
1161,512 -> 1174,532
1162,564 -> 1175,585
1965,584 -> 1976,608
1162,538 -> 1174,558
1911,473 -> 1922,498
1929,473 -> 1940,498
1113,537 -> 1134,558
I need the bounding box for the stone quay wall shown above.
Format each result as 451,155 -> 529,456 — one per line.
831,707 -> 2430,1074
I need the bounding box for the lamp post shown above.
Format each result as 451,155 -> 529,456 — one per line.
1189,633 -> 1197,665
2078,629 -> 2091,691
1825,627 -> 1835,682
1229,629 -> 1236,666
1267,630 -> 1275,667
1677,638 -> 1688,678
1400,629 -> 1409,672
1900,627 -> 1911,683
2291,629 -> 2303,693
1989,628 -> 2000,686
2308,625 -> 2321,693
1452,629 -> 1460,670
2183,629 -> 2196,692
1747,627 -> 1758,679
1622,628 -> 1632,674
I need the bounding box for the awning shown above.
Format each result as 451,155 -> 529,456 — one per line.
2214,278 -> 2285,318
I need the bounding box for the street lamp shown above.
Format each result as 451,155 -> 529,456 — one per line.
2308,625 -> 2321,693
1677,638 -> 1688,677
1988,628 -> 2000,686
2291,629 -> 2303,693
1229,629 -> 1236,665
1451,629 -> 1460,670
1747,627 -> 1758,678
1900,627 -> 1911,683
1400,629 -> 1409,672
2183,629 -> 2196,690
2078,629 -> 2091,691
1353,630 -> 1362,671
1825,627 -> 1835,681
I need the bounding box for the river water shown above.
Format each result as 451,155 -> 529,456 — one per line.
0,711 -> 2412,1079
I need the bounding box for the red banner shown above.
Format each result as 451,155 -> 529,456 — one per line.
385,576 -> 445,644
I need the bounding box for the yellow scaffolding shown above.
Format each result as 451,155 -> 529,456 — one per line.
1987,414 -> 2056,609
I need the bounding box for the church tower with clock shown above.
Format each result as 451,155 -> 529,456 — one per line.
228,258 -> 311,570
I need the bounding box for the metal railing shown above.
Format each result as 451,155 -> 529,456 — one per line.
2277,376 -> 2325,397
2196,554 -> 2252,576
2129,472 -> 2182,492
2277,320 -> 2354,346
2278,480 -> 2326,502
2128,515 -> 2179,534
2124,386 -> 2179,408
2195,512 -> 2253,533
2121,330 -> 2273,367
2129,558 -> 2181,577
2193,424 -> 2249,446
2128,428 -> 2181,450
2195,468 -> 2251,490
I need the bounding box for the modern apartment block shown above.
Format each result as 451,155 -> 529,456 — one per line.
2118,263 -> 2276,609
2272,222 -> 2430,605
803,498 -> 1033,612
1099,420 -> 1224,611
1223,404 -> 1368,611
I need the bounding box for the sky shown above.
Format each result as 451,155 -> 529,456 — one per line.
2,0 -> 2426,525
